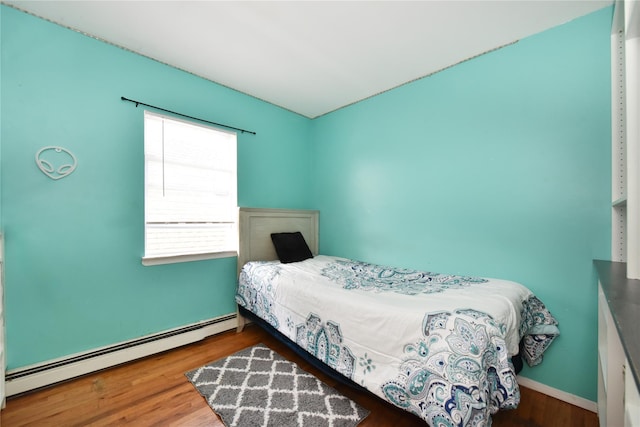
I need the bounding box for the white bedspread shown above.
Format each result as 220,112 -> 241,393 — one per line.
236,255 -> 559,426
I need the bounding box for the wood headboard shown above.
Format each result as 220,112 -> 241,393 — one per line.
238,207 -> 319,274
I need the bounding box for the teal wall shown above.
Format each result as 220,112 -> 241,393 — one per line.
0,5 -> 4,222
311,8 -> 612,401
1,4 -> 612,402
0,6 -> 312,369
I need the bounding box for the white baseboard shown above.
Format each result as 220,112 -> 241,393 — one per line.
517,375 -> 598,413
5,314 -> 238,397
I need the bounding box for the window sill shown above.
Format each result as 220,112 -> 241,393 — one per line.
142,251 -> 237,266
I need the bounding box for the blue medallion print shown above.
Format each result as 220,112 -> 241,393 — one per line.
382,309 -> 519,426
518,296 -> 560,366
321,259 -> 487,295
296,313 -> 356,379
236,261 -> 281,328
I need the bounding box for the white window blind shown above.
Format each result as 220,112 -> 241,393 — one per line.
143,111 -> 237,264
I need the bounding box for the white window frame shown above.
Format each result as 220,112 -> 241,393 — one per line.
142,111 -> 238,266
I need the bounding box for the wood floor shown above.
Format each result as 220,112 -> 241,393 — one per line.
1,324 -> 598,426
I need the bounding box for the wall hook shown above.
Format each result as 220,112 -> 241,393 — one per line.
35,146 -> 77,180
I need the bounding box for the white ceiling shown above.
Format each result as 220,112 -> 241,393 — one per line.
3,0 -> 612,118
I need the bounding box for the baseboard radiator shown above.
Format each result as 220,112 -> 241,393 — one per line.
5,313 -> 237,397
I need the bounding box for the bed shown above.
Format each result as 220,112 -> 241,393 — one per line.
235,208 -> 559,426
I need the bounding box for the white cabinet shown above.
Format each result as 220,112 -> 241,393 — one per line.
602,2 -> 640,425
626,364 -> 640,427
598,285 -> 625,427
597,281 -> 640,427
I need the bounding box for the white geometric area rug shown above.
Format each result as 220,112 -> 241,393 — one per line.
185,344 -> 370,427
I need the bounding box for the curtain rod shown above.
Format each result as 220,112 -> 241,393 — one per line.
120,96 -> 256,135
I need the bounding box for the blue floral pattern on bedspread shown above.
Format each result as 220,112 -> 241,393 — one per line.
235,261 -> 281,328
295,313 -> 356,379
382,309 -> 519,426
518,296 -> 559,366
321,259 -> 488,295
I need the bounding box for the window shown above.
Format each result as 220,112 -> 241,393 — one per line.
143,111 -> 237,265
